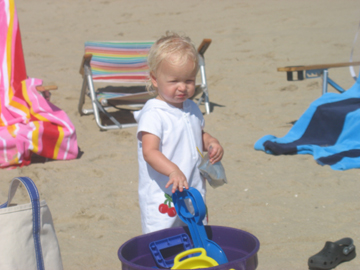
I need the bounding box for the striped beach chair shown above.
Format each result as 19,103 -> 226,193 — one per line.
79,39 -> 212,130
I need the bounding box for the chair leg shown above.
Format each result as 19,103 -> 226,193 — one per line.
198,55 -> 210,114
321,69 -> 329,95
204,92 -> 210,115
78,76 -> 88,115
196,92 -> 209,114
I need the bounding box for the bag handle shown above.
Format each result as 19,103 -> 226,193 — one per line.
1,176 -> 40,208
0,177 -> 45,270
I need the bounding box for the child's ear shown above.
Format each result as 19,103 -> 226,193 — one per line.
150,73 -> 158,88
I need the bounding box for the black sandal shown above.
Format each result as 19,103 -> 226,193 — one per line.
308,238 -> 356,269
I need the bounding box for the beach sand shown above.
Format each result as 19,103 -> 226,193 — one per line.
1,0 -> 360,269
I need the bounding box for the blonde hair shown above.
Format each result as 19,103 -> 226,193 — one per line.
147,32 -> 199,93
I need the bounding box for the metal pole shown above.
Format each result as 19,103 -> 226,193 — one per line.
322,69 -> 329,95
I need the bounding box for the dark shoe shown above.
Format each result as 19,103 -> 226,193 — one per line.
308,238 -> 356,269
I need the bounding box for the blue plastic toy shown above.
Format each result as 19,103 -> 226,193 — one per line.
172,188 -> 228,265
149,233 -> 193,268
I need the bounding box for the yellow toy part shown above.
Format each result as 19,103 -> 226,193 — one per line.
172,248 -> 219,269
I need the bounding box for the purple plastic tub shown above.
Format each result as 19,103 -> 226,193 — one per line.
118,225 -> 260,270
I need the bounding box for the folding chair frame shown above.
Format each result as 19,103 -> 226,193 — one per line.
278,61 -> 360,95
196,39 -> 212,114
79,54 -> 134,130
79,39 -> 213,131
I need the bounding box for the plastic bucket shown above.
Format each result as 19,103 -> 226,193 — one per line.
118,225 -> 260,270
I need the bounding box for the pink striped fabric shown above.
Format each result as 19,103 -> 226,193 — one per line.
0,0 -> 78,168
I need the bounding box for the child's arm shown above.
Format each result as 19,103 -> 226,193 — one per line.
202,131 -> 224,164
142,131 -> 189,193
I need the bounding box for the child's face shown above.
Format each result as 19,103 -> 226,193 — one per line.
151,56 -> 197,108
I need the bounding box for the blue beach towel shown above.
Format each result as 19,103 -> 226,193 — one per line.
254,78 -> 360,170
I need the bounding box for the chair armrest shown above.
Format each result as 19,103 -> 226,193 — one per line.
79,54 -> 93,76
35,85 -> 57,101
35,85 -> 58,91
198,39 -> 212,56
277,61 -> 360,72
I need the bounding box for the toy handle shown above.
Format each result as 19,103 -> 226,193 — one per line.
173,188 -> 206,222
173,248 -> 207,265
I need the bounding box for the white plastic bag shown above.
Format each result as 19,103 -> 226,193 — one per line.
198,153 -> 227,188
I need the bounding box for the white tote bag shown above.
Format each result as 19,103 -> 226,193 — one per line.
0,177 -> 63,270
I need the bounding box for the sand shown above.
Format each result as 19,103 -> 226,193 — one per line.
1,0 -> 360,269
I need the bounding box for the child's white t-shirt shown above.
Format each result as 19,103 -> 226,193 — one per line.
134,98 -> 206,234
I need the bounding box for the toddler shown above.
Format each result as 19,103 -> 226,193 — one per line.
134,32 -> 224,234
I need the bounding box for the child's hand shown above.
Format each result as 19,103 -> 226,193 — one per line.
208,143 -> 224,164
165,169 -> 189,193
